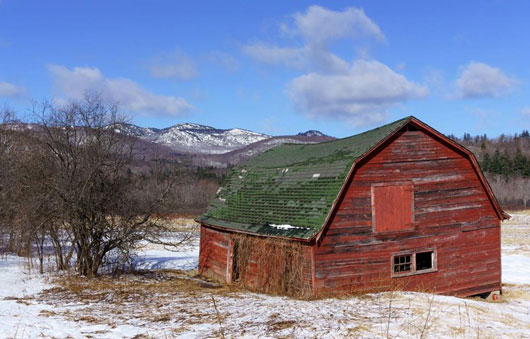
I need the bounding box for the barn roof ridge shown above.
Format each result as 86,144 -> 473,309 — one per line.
197,116 -> 414,240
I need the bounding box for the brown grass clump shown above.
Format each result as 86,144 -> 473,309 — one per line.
231,234 -> 310,298
46,270 -> 229,302
35,270 -> 240,335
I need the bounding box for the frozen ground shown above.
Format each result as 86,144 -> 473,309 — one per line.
2,215 -> 530,338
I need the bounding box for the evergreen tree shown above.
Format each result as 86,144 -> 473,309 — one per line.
480,152 -> 491,172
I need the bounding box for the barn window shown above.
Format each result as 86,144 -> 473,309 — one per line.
393,254 -> 412,273
416,251 -> 434,271
392,250 -> 437,277
371,183 -> 414,233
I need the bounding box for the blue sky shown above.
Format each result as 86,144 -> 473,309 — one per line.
1,1 -> 530,138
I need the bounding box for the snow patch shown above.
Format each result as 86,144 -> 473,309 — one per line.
268,223 -> 310,230
502,254 -> 530,284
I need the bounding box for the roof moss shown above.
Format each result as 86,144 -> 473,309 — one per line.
198,116 -> 412,240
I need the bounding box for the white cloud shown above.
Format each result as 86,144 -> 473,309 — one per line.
244,5 -> 427,127
456,62 -> 517,99
522,107 -> 530,118
244,6 -> 383,73
48,65 -> 193,117
286,5 -> 385,43
149,50 -> 198,80
207,52 -> 240,73
286,60 -> 429,126
0,81 -> 26,98
243,43 -> 350,74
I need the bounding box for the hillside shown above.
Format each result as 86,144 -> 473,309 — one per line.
111,122 -> 270,154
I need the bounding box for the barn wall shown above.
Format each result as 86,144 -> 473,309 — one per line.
199,226 -> 314,296
229,234 -> 313,297
314,129 -> 501,296
199,226 -> 230,282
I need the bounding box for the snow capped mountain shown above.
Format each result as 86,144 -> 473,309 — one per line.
112,122 -> 270,154
297,130 -> 327,137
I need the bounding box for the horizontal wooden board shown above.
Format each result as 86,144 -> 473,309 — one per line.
315,129 -> 501,297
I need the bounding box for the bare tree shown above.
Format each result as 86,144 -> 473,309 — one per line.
514,176 -> 530,209
31,94 -> 184,277
0,105 -> 19,252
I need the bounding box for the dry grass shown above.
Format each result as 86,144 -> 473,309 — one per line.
23,268 -> 530,338
505,209 -> 530,217
33,269 -> 244,336
502,212 -> 530,255
150,216 -> 199,232
231,234 -> 309,298
44,270 -> 231,300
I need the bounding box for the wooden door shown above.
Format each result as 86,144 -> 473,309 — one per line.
371,183 -> 414,232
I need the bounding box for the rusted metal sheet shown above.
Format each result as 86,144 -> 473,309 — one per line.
314,129 -> 501,297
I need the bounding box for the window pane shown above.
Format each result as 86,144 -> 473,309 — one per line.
416,251 -> 433,271
393,255 -> 412,273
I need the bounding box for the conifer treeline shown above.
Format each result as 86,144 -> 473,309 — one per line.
454,130 -> 530,178
454,130 -> 530,208
480,149 -> 530,177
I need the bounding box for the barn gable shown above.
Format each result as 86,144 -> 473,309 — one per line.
313,123 -> 504,296
198,116 -> 505,242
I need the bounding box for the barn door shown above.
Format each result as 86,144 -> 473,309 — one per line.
371,183 -> 414,232
230,238 -> 240,282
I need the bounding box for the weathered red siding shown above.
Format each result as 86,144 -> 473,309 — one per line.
199,225 -> 314,296
314,129 -> 501,296
199,226 -> 230,282
372,183 -> 414,232
232,241 -> 314,295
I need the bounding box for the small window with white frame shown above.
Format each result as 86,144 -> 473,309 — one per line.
392,250 -> 437,277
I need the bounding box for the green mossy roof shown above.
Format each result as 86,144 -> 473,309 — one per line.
198,116 -> 412,240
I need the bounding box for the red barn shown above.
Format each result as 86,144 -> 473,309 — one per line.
197,116 -> 507,297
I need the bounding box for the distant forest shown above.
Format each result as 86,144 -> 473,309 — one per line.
450,130 -> 530,209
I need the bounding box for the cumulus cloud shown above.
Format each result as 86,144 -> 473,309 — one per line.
285,5 -> 385,43
456,62 -> 517,99
244,6 -> 383,73
48,65 -> 193,117
286,60 -> 429,126
150,50 -> 198,80
0,81 -> 26,98
242,6 -> 428,126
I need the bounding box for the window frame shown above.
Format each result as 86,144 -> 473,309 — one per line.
391,249 -> 437,278
371,182 -> 415,234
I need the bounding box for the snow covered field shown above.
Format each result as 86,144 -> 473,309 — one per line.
2,215 -> 530,338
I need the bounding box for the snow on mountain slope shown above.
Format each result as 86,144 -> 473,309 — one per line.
297,130 -> 328,137
112,122 -> 270,154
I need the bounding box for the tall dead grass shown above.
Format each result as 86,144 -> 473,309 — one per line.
231,234 -> 310,298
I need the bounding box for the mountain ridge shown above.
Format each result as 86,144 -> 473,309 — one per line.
112,122 -> 330,155
111,122 -> 271,154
